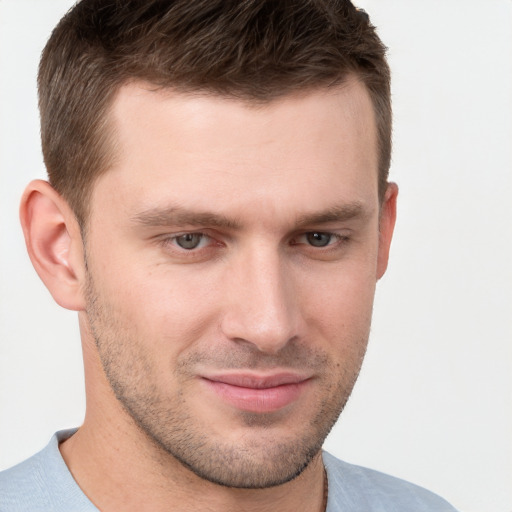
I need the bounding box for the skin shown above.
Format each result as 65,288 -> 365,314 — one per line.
20,77 -> 397,512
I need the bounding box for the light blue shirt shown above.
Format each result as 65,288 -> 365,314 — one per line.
0,430 -> 457,511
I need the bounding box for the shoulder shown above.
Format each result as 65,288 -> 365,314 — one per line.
322,451 -> 458,512
0,444 -> 50,511
0,430 -> 97,512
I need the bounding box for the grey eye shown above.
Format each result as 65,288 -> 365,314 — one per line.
176,233 -> 203,249
306,232 -> 332,247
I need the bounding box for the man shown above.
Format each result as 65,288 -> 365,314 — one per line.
0,1 -> 457,510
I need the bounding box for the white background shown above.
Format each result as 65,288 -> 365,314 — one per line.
0,1 -> 511,511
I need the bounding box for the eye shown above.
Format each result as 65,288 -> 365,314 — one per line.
305,232 -> 334,247
290,231 -> 350,253
173,233 -> 208,250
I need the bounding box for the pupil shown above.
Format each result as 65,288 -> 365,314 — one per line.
177,233 -> 202,249
307,232 -> 331,247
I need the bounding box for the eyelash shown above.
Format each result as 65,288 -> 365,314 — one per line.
291,232 -> 349,249
158,232 -> 220,258
159,230 -> 350,255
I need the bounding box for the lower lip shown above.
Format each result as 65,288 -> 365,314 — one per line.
202,379 -> 309,413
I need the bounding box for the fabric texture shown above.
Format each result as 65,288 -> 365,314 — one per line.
0,430 -> 457,511
0,430 -> 97,512
322,451 -> 458,511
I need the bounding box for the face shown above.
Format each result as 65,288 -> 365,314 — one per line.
82,79 -> 395,488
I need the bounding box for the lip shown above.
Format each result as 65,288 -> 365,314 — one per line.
200,372 -> 311,413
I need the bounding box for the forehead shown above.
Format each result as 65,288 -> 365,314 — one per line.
91,80 -> 378,225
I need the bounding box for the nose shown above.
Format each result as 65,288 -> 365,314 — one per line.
220,246 -> 300,354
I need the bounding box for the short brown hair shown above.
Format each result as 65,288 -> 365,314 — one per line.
39,0 -> 391,225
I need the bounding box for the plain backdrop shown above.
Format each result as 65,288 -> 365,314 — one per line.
0,1 -> 511,511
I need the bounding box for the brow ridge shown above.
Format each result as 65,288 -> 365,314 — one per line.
132,206 -> 242,230
132,201 -> 370,230
294,202 -> 370,227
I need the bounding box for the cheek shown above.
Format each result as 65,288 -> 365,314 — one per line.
104,266 -> 221,352
300,262 -> 376,344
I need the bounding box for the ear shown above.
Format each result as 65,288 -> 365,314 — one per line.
376,182 -> 398,279
20,180 -> 86,311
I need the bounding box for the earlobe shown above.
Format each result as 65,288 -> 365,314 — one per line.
20,179 -> 86,311
376,182 -> 398,279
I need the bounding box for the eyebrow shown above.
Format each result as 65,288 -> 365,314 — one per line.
131,206 -> 242,230
294,202 -> 371,227
131,201 -> 370,230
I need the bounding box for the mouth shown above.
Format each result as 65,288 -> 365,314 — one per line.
200,372 -> 312,413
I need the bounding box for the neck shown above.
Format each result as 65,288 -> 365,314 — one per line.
60,418 -> 327,512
